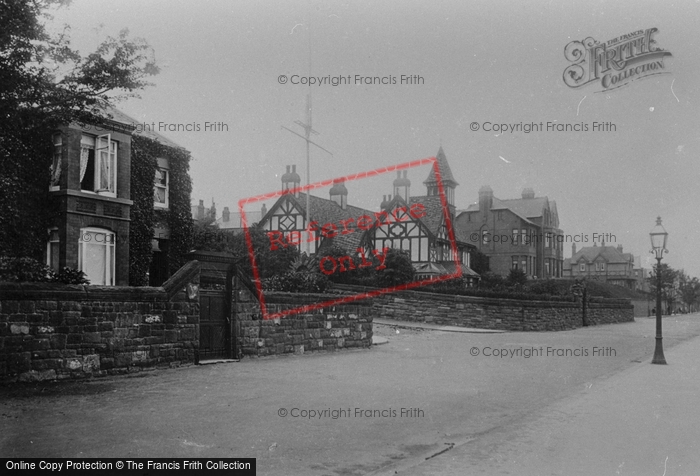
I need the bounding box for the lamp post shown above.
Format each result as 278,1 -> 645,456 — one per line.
649,216 -> 668,365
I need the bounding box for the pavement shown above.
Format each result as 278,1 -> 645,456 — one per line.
2,314 -> 699,476
374,317 -> 507,334
393,315 -> 700,476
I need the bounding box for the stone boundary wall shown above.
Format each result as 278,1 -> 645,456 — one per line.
0,263 -> 200,383
332,284 -> 633,331
234,278 -> 373,357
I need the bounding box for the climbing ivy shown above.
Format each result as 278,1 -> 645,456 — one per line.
129,135 -> 193,285
128,136 -> 158,285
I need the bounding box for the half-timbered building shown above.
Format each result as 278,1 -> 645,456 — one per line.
259,148 -> 479,284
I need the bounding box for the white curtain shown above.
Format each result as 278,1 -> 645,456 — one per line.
79,147 -> 89,182
99,149 -> 110,191
50,158 -> 62,186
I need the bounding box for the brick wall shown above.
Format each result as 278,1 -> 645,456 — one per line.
0,263 -> 200,383
334,284 -> 634,331
234,278 -> 373,357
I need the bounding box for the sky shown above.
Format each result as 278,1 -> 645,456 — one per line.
48,0 -> 700,277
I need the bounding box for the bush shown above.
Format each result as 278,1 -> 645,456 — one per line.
317,246 -> 414,287
53,267 -> 90,285
525,278 -> 568,297
506,268 -> 528,288
0,257 -> 89,285
262,271 -> 329,293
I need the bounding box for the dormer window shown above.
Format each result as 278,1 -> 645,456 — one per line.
154,158 -> 169,209
579,262 -> 585,271
80,134 -> 117,196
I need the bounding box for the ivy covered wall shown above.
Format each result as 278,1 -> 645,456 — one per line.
129,135 -> 193,285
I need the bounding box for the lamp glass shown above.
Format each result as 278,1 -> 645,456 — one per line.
649,217 -> 668,252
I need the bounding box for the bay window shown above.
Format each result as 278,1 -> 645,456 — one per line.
80,134 -> 117,196
78,227 -> 116,285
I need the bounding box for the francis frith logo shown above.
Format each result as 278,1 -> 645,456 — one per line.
563,28 -> 672,92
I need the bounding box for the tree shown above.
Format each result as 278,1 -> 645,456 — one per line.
376,249 -> 414,286
1,0 -> 159,260
506,268 -> 528,288
470,249 -> 490,275
678,271 -> 700,313
648,263 -> 679,314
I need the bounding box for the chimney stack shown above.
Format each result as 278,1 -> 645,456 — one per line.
522,187 -> 535,199
222,206 -> 230,222
329,178 -> 348,210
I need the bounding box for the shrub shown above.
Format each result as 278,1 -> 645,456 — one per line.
0,257 -> 89,285
262,271 -> 330,293
506,268 -> 528,288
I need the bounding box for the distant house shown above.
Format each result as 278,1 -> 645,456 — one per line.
259,148 -> 479,284
563,243 -> 641,290
455,187 -> 564,278
46,106 -> 192,286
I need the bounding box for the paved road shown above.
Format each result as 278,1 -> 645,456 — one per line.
2,314 -> 699,475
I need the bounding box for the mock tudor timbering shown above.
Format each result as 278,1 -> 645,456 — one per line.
259,147 -> 479,283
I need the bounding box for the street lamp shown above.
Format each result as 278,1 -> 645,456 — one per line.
649,216 -> 668,365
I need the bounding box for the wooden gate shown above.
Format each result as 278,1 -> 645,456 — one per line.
199,288 -> 231,360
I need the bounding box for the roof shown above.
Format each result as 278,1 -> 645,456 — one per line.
571,245 -> 634,264
409,195 -> 444,237
294,192 -> 374,228
497,196 -> 549,219
413,262 -> 480,279
217,211 -> 263,229
101,105 -> 184,149
440,262 -> 481,278
424,146 -> 458,186
460,195 -> 545,226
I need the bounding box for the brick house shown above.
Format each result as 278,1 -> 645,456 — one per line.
455,186 -> 564,278
46,107 -> 190,286
562,243 -> 640,290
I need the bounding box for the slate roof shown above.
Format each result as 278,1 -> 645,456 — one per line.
101,105 -> 184,149
440,262 -> 481,277
570,245 -> 634,264
460,196 -> 542,226
295,192 -> 374,228
217,211 -> 263,229
497,196 -> 549,219
424,146 -> 458,186
409,195 -> 445,237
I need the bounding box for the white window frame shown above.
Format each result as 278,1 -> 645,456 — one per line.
579,263 -> 585,271
46,228 -> 60,271
154,158 -> 169,209
80,134 -> 117,197
78,227 -> 116,286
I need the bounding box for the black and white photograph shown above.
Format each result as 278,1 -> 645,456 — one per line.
2,0 -> 700,474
